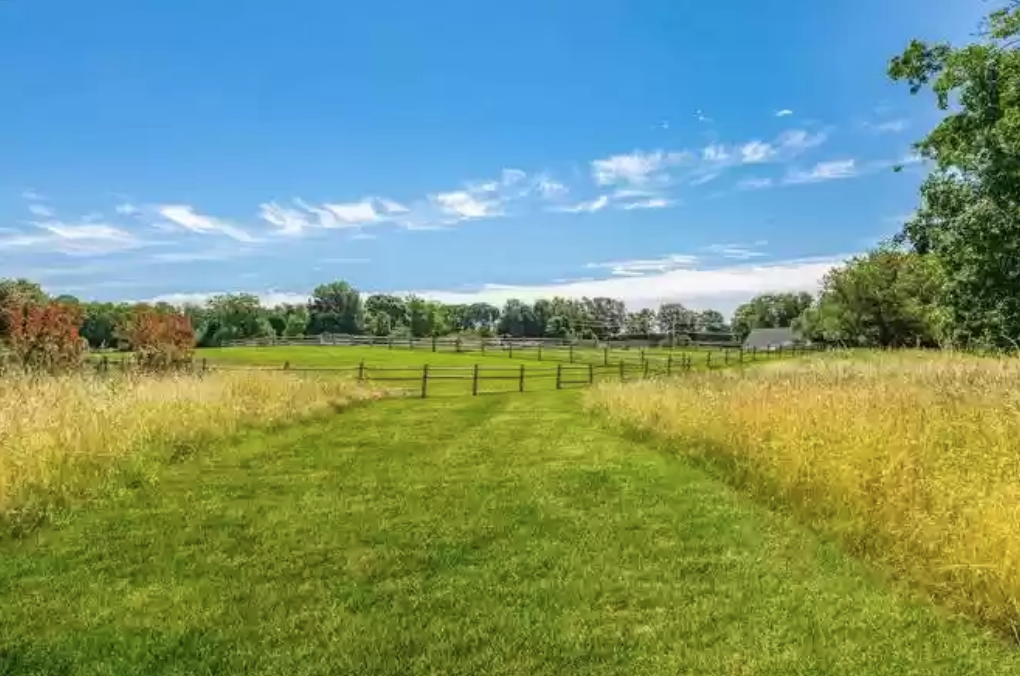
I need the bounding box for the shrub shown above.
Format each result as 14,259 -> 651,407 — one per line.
119,305 -> 195,370
2,301 -> 86,372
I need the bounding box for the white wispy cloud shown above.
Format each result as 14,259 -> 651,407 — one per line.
157,205 -> 258,242
259,202 -> 311,236
702,145 -> 730,162
870,119 -> 909,133
690,172 -> 720,186
587,254 -> 700,276
737,177 -> 774,190
555,195 -> 610,213
775,109 -> 794,117
149,291 -> 312,308
115,203 -> 140,215
0,220 -> 143,256
534,176 -> 568,200
409,255 -> 846,316
27,204 -> 54,217
784,159 -> 858,185
591,150 -> 689,187
431,190 -> 503,220
740,141 -> 775,164
621,198 -> 673,210
21,189 -> 43,201
703,242 -> 769,260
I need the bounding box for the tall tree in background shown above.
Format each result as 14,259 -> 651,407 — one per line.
657,303 -> 695,337
626,309 -> 657,337
796,247 -> 946,347
889,2 -> 1020,348
361,293 -> 403,332
695,309 -> 726,333
731,292 -> 813,339
308,281 -> 363,335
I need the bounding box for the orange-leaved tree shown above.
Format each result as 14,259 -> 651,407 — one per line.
119,305 -> 195,370
3,300 -> 87,372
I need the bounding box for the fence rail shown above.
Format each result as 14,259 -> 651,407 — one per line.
91,344 -> 815,398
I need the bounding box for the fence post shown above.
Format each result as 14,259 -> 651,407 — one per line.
619,360 -> 625,381
538,345 -> 543,361
640,348 -> 645,363
556,363 -> 562,390
456,338 -> 463,354
283,360 -> 290,371
588,362 -> 594,386
421,365 -> 429,398
519,364 -> 526,393
725,349 -> 730,366
603,348 -> 609,366
388,336 -> 393,350
643,359 -> 649,379
102,355 -> 109,373
739,348 -> 744,364
472,364 -> 480,396
358,360 -> 365,381
432,336 -> 437,352
706,352 -> 712,369
667,354 -> 673,376
752,346 -> 757,361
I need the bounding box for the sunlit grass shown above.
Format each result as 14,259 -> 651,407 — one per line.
586,351 -> 1020,636
0,370 -> 380,534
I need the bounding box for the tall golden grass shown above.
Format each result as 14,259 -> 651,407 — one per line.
587,352 -> 1020,636
0,370 -> 380,532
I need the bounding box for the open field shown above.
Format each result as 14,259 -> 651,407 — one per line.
198,342 -> 779,371
587,351 -> 1020,638
2,391 -> 1019,674
93,344 -> 790,397
0,371 -> 378,537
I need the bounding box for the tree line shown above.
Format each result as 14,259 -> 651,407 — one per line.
0,278 -> 753,348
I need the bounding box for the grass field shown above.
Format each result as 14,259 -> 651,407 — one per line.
2,391 -> 1019,674
588,351 -> 1020,639
149,344 -> 791,397
194,343 -> 772,370
0,371 -> 377,538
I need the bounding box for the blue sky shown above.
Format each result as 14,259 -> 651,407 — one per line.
0,0 -> 985,315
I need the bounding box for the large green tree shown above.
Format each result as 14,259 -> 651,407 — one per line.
796,248 -> 946,347
731,292 -> 813,339
889,1 -> 1020,348
308,281 -> 362,335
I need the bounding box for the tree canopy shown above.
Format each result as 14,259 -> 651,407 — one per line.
889,1 -> 1020,348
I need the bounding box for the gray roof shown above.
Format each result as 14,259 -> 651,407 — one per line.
743,327 -> 800,349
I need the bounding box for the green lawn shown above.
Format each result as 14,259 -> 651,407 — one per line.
180,345 -> 789,396
1,392 -> 1017,674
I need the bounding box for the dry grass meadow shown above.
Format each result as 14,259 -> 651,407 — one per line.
586,351 -> 1020,636
0,370 -> 379,533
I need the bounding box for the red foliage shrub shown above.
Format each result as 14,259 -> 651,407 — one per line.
119,305 -> 195,370
3,301 -> 86,372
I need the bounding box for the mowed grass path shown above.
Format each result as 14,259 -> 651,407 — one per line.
1,393 -> 1018,674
